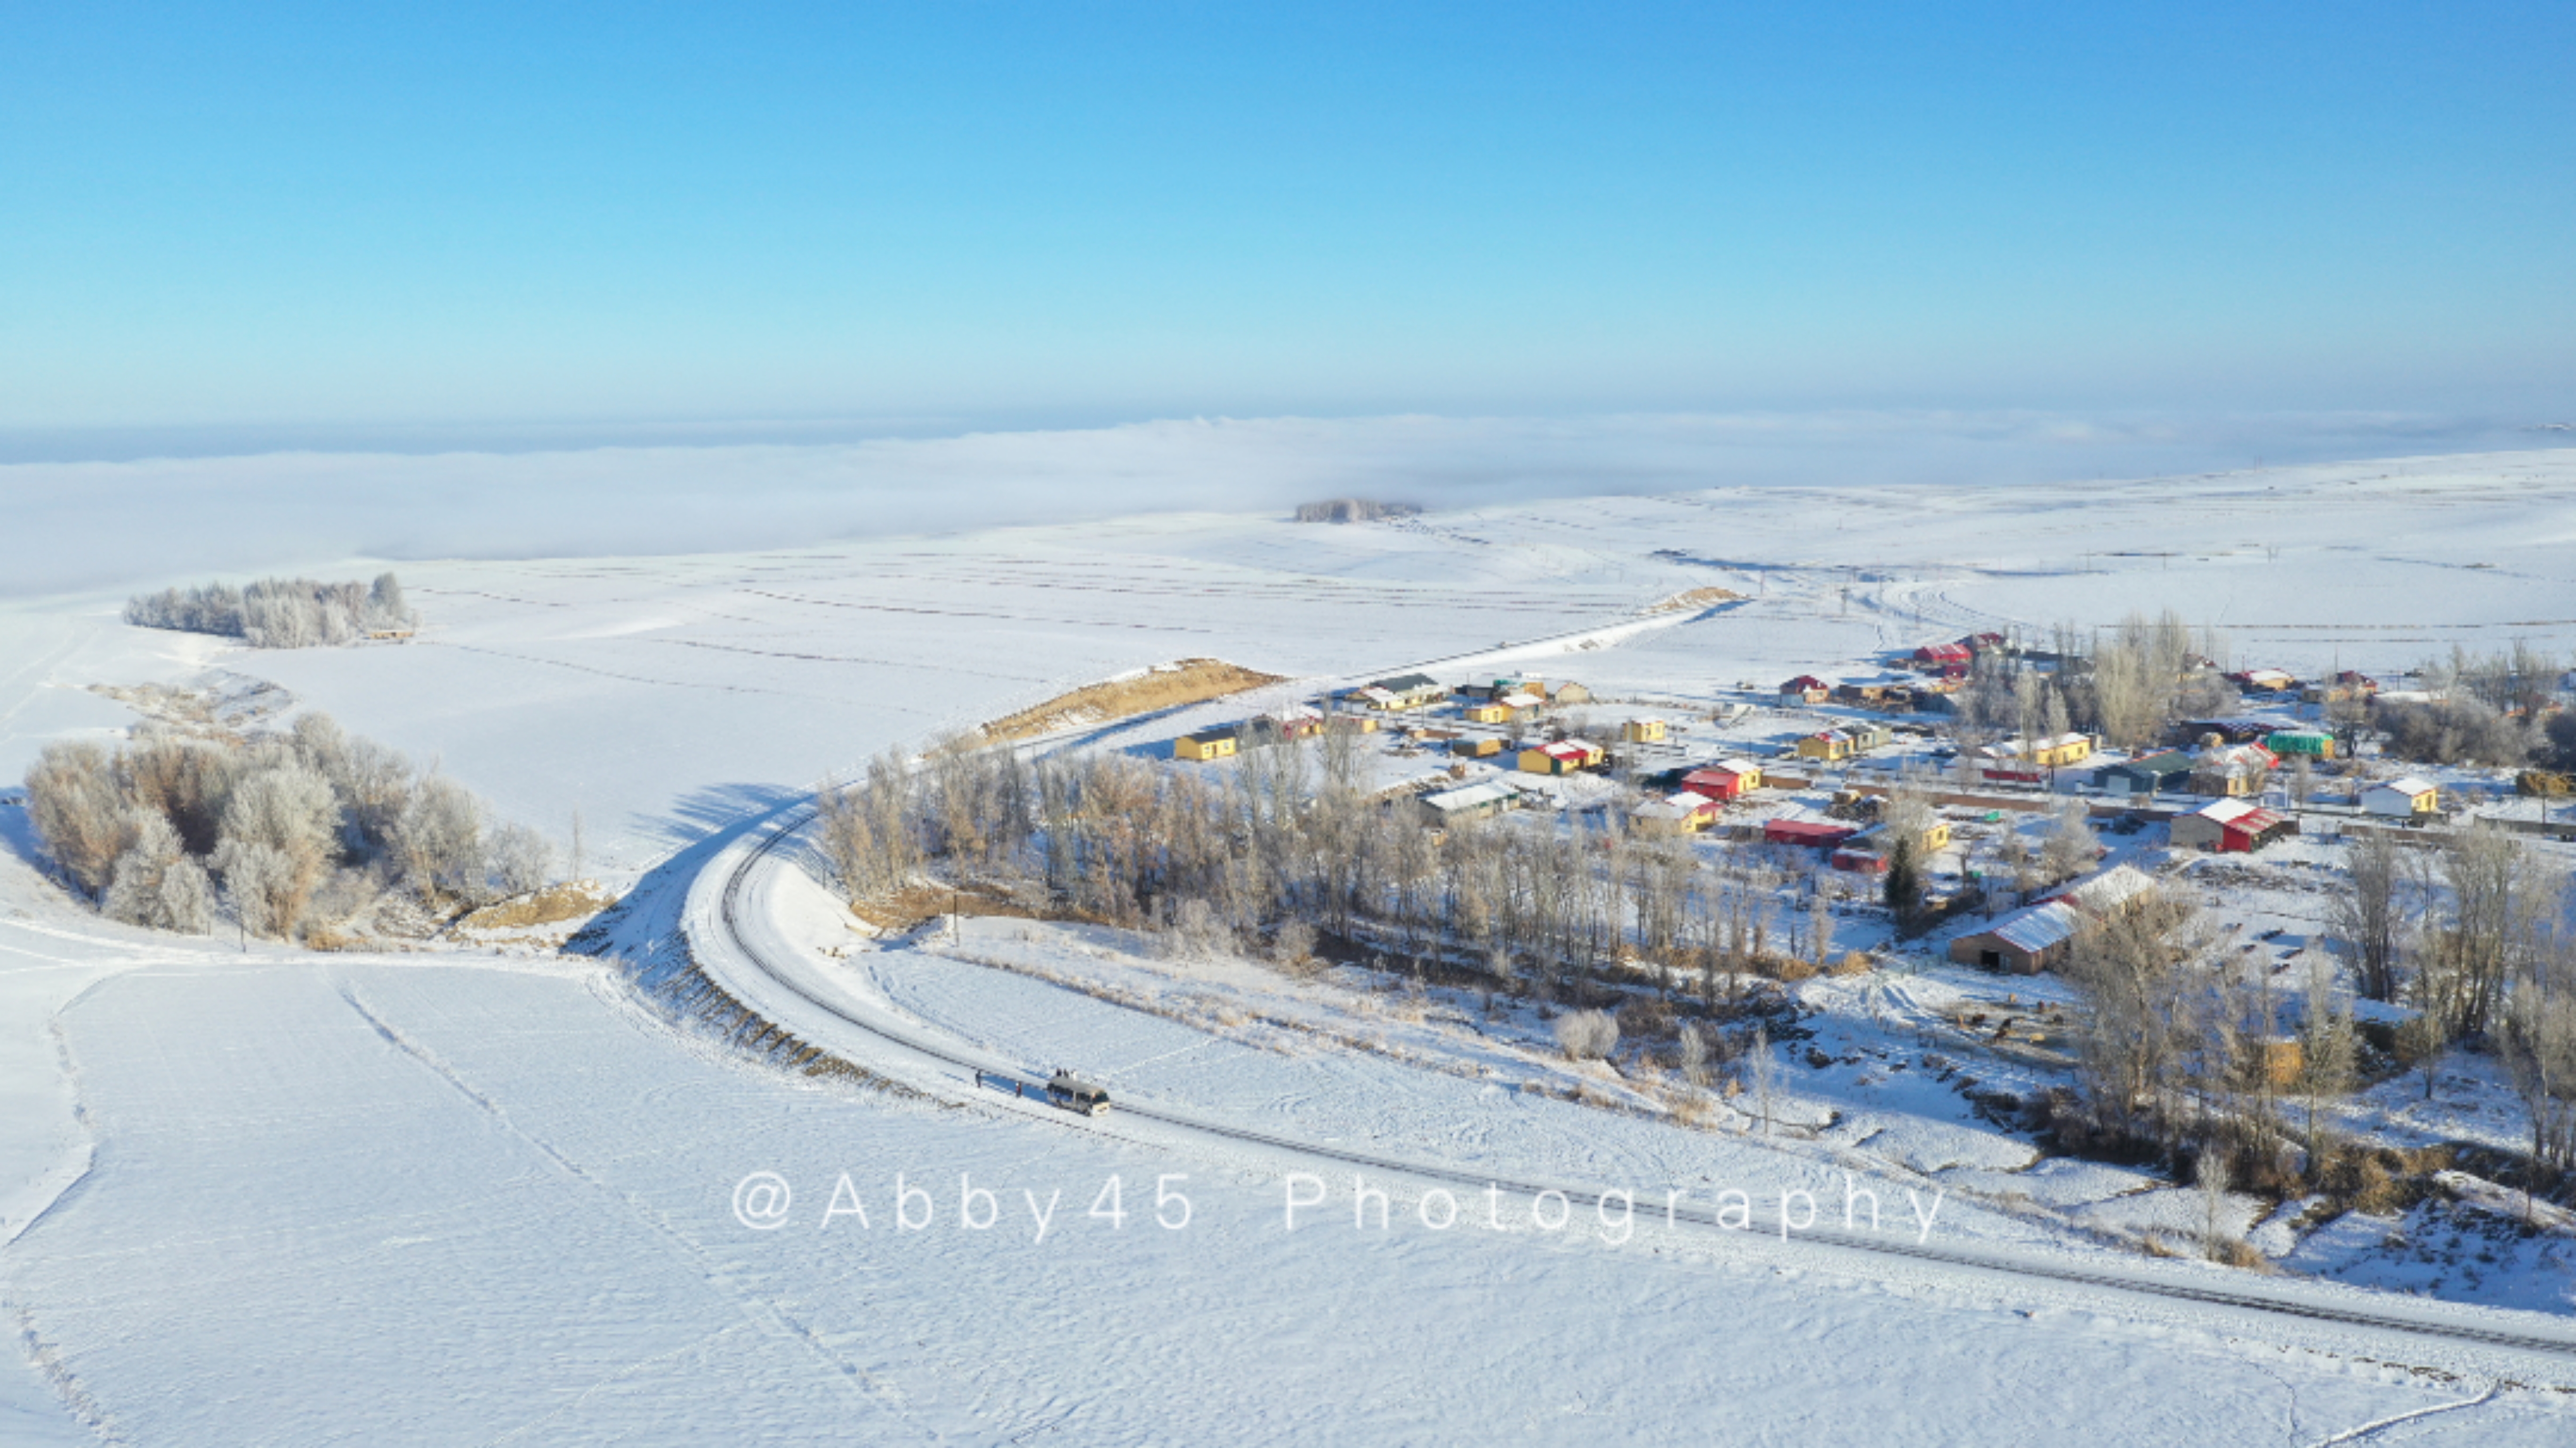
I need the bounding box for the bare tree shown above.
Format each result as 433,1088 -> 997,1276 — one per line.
2332,828 -> 2407,1002
2501,929 -> 2576,1174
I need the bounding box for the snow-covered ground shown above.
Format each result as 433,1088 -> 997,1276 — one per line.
9,449 -> 2576,1441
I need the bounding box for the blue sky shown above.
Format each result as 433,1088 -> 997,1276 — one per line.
3,3 -> 2570,448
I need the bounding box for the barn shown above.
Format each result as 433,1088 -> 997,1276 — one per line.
2170,797 -> 2292,852
2265,729 -> 2336,760
1948,901 -> 2084,974
1417,780 -> 1521,824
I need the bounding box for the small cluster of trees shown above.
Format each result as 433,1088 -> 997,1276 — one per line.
2330,824 -> 2576,1171
125,574 -> 418,648
24,713 -> 550,940
1293,499 -> 1422,524
816,728 -> 1849,1007
2061,897 -> 2356,1201
1953,612 -> 2238,755
2369,646 -> 2570,767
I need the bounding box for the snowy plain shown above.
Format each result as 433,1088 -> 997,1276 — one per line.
8,449 -> 2576,1441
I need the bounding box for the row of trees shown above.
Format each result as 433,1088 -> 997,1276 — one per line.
24,713 -> 550,940
817,729 -> 1855,1007
125,574 -> 418,649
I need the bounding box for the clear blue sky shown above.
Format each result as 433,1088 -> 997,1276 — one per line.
4,2 -> 2569,444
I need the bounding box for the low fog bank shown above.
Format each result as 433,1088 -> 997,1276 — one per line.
2,409 -> 2545,597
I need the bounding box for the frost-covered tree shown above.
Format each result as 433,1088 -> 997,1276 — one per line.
2040,799 -> 2099,884
212,837 -> 297,938
483,820 -> 555,898
395,776 -> 487,905
25,742 -> 135,898
1553,1008 -> 1619,1061
101,811 -> 213,934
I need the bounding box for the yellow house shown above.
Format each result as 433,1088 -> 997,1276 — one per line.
1517,740 -> 1605,775
1452,736 -> 1503,758
1463,702 -> 1511,725
2029,732 -> 2094,768
1916,819 -> 1954,853
1173,728 -> 1239,761
1794,730 -> 1854,762
1621,717 -> 1669,744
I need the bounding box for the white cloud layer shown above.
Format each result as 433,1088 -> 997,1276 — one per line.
2,409 -> 2540,597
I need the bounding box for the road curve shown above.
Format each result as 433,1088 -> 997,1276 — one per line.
683,801 -> 2576,1372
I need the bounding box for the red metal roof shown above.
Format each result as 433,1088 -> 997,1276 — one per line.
1763,819 -> 1857,847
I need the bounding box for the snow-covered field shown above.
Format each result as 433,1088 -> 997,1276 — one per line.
9,449 -> 2576,1442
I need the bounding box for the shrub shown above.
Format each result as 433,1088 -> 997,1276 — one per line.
1554,1008 -> 1619,1061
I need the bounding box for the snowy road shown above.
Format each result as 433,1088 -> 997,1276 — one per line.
689,800 -> 2576,1383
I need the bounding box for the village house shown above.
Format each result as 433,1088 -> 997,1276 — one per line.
1680,759 -> 1763,801
2191,742 -> 2278,797
2362,776 -> 2440,818
2302,671 -> 2381,704
1173,726 -> 1241,761
1778,675 -> 1830,704
1828,818 -> 1952,874
2170,796 -> 2293,852
1361,673 -> 1447,711
2227,667 -> 2300,695
1552,682 -> 1593,706
1631,791 -> 1721,833
1910,641 -> 1974,672
1450,736 -> 1504,758
1621,717 -> 1670,744
1517,739 -> 1605,776
1795,729 -> 1857,762
2092,750 -> 2194,795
